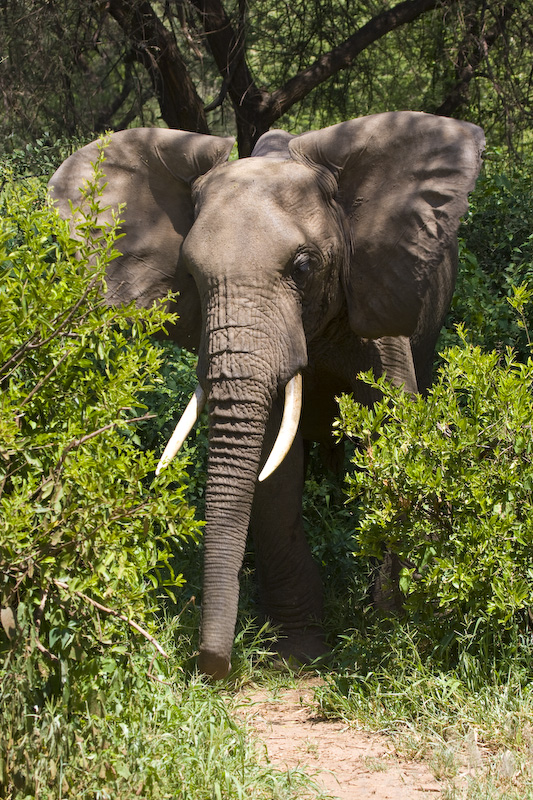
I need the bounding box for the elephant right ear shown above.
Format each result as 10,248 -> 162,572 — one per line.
289,112 -> 484,339
49,128 -> 234,309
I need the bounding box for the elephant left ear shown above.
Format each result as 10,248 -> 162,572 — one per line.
289,112 -> 485,339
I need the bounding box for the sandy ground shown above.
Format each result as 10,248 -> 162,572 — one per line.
237,679 -> 443,799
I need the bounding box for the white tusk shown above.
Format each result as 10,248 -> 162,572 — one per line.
155,385 -> 206,475
258,373 -> 302,483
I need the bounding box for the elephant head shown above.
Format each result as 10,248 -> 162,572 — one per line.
50,113 -> 484,678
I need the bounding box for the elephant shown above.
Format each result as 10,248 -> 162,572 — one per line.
49,111 -> 485,679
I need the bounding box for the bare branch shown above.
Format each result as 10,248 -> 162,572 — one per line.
55,580 -> 169,658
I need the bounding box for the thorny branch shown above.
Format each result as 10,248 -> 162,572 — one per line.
54,411 -> 156,473
54,580 -> 169,658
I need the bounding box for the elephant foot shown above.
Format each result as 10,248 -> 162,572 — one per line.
198,649 -> 231,680
273,627 -> 329,668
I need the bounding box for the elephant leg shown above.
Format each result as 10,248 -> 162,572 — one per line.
371,551 -> 406,613
249,399 -> 326,663
363,336 -> 418,613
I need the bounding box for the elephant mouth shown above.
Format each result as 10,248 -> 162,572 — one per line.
155,371 -> 303,480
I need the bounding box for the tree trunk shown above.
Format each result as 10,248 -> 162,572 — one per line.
108,0 -> 209,132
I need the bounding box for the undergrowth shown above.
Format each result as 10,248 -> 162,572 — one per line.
1,615 -> 313,800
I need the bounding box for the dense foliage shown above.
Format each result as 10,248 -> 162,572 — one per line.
338,339 -> 533,641
443,152 -> 533,358
0,148 -> 199,646
2,0 -> 532,155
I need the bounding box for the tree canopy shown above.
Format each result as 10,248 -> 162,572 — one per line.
1,1 -> 531,155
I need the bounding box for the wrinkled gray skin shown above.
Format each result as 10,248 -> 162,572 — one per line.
50,112 -> 485,679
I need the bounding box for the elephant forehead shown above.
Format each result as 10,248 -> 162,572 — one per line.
187,159 -> 332,267
195,158 -> 321,210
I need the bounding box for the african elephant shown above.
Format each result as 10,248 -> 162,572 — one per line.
49,112 -> 484,679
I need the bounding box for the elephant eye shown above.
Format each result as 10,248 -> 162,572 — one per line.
291,253 -> 311,282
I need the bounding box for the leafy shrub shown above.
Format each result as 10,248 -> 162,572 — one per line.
337,332 -> 533,653
1,613 -> 311,800
0,160 -> 207,796
442,152 -> 533,357
1,134 -> 91,182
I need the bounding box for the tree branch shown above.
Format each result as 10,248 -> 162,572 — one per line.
18,351 -> 70,410
190,0 -> 259,106
54,411 -> 156,473
54,580 -> 169,658
193,0 -> 451,153
107,0 -> 209,132
94,54 -> 135,132
190,0 -> 269,153
0,275 -> 101,382
267,0 -> 444,122
434,1 -> 517,117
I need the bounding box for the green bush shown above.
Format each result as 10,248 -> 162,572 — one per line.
338,332 -> 533,653
0,155 -> 200,640
0,161 -> 208,796
442,152 -> 533,357
0,152 -> 310,800
1,134 -> 91,182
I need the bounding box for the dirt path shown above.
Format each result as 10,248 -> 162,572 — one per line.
237,679 -> 443,799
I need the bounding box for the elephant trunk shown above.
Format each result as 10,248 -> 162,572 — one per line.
198,387 -> 270,678
196,281 -> 306,678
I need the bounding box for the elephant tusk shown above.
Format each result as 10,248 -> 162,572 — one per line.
155,385 -> 207,475
258,372 -> 302,482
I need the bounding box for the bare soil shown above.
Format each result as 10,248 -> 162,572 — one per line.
237,678 -> 443,799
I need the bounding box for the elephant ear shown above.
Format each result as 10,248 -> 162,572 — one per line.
289,112 -> 485,339
49,128 -> 234,311
251,129 -> 295,159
